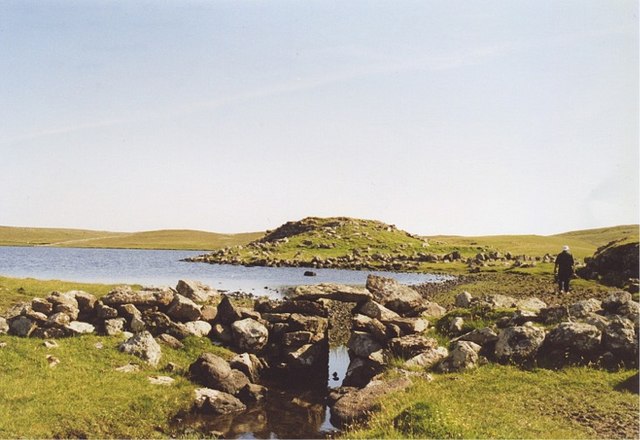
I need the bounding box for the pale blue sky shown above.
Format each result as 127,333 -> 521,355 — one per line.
0,1 -> 637,235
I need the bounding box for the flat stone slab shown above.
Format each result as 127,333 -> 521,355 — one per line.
293,283 -> 372,303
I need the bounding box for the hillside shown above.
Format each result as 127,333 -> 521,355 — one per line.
0,226 -> 263,251
189,217 -> 638,272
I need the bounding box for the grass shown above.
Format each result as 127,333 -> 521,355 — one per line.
0,275 -> 131,311
0,226 -> 264,251
0,334 -> 231,438
345,364 -> 639,439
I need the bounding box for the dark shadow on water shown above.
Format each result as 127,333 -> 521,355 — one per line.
172,347 -> 350,439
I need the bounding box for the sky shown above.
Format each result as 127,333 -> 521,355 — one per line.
0,0 -> 638,236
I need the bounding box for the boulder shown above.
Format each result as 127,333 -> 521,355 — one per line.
119,331 -> 162,366
156,333 -> 184,349
193,388 -> 246,415
255,298 -> 328,317
104,318 -> 126,336
405,346 -> 449,369
211,323 -> 233,344
437,341 -> 481,373
452,327 -> 499,347
66,321 -> 95,335
421,302 -> 447,318
200,305 -> 218,322
342,356 -> 386,388
288,314 -> 328,335
382,317 -> 428,335
294,283 -> 372,303
176,279 -> 219,303
348,331 -> 383,358
389,334 -> 438,359
475,294 -> 517,309
230,353 -> 265,383
183,321 -> 213,338
495,324 -> 546,364
357,301 -> 400,321
285,343 -> 325,367
0,317 -> 8,334
102,286 -> 174,308
449,317 -> 464,334
365,275 -> 428,316
515,297 -> 547,313
231,318 -> 269,352
47,291 -> 79,311
330,377 -> 412,427
31,298 -> 53,315
569,299 -> 602,319
602,291 -> 633,313
216,295 -> 243,325
96,303 -> 119,320
72,291 -> 97,315
237,383 -> 267,404
166,294 -> 201,322
545,322 -> 602,354
282,331 -> 314,349
9,316 -> 36,337
539,306 -> 569,324
118,304 -> 142,321
455,292 -> 473,308
602,316 -> 637,359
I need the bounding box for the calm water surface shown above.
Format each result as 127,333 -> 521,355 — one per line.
0,246 -> 449,298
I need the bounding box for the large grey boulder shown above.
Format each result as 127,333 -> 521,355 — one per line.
365,275 -> 428,316
453,327 -> 499,348
104,318 -> 126,336
96,303 -> 119,319
189,352 -> 250,395
102,286 -> 174,308
193,388 -> 246,415
216,295 -> 244,325
231,318 -> 269,352
66,321 -> 95,335
602,316 -> 637,358
437,341 -> 481,373
382,317 -> 428,335
31,298 -> 53,315
515,297 -> 547,313
176,280 -> 219,303
183,321 -> 213,338
602,291 -> 633,313
119,331 -> 162,366
285,343 -> 325,367
330,378 -> 412,427
475,294 -> 517,309
166,294 -> 201,322
294,283 -> 372,303
545,322 -> 602,354
72,291 -> 97,315
389,334 -> 438,359
348,331 -> 383,358
357,301 -> 400,321
9,316 -> 36,337
230,353 -> 265,383
495,324 -> 546,363
569,299 -> 602,319
405,346 -> 449,369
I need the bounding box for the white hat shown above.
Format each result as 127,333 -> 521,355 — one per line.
562,245 -> 570,251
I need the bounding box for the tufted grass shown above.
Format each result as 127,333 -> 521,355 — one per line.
344,364 -> 639,439
0,334 -> 231,438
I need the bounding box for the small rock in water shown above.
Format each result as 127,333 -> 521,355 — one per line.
46,355 -> 60,368
332,372 -> 340,381
304,271 -> 317,277
44,340 -> 59,349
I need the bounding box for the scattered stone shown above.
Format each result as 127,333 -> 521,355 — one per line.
452,327 -> 499,347
148,375 -> 175,386
303,271 -> 317,277
515,297 -> 547,313
237,383 -> 267,404
405,346 -> 449,369
569,299 -> 602,319
200,305 -> 218,322
211,323 -> 233,344
43,340 -> 58,349
116,363 -> 140,373
539,306 -> 569,324
0,342 -> 7,348
602,316 -> 637,359
455,291 -> 473,308
46,355 -> 60,368
73,291 -> 97,315
67,321 -> 95,335
156,333 -> 184,349
449,317 -> 464,334
437,341 -> 481,373
119,331 -> 162,366
47,312 -> 71,328
420,302 -> 447,318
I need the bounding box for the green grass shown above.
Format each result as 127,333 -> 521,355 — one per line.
345,364 -> 639,439
0,334 -> 231,438
0,276 -> 131,311
0,226 -> 264,251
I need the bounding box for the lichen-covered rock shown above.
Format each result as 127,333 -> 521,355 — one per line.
602,316 -> 637,359
230,353 -> 265,383
436,341 -> 481,373
545,322 -> 602,354
96,303 -> 118,319
389,334 -> 438,359
495,324 -> 546,364
119,331 -> 162,366
602,291 -> 633,313
183,321 -> 212,338
366,275 -> 428,316
569,299 -> 602,319
231,318 -> 269,352
176,279 -> 219,303
382,317 -> 428,336
515,297 -> 547,313
9,316 -> 36,337
405,346 -> 449,369
453,327 -> 499,347
455,292 -> 472,308
66,321 -> 95,335
104,318 -> 126,336
166,294 -> 201,322
357,301 -> 400,321
538,306 -> 569,324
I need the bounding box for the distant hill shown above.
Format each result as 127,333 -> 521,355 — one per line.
0,226 -> 263,251
190,217 -> 639,271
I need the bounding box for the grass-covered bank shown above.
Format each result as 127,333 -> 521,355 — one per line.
0,334 -> 230,438
344,364 -> 639,439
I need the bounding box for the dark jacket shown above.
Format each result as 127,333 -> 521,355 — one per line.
555,251 -> 574,277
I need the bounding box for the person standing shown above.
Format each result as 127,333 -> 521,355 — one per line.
554,245 -> 575,293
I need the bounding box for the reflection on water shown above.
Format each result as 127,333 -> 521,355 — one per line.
175,346 -> 351,439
